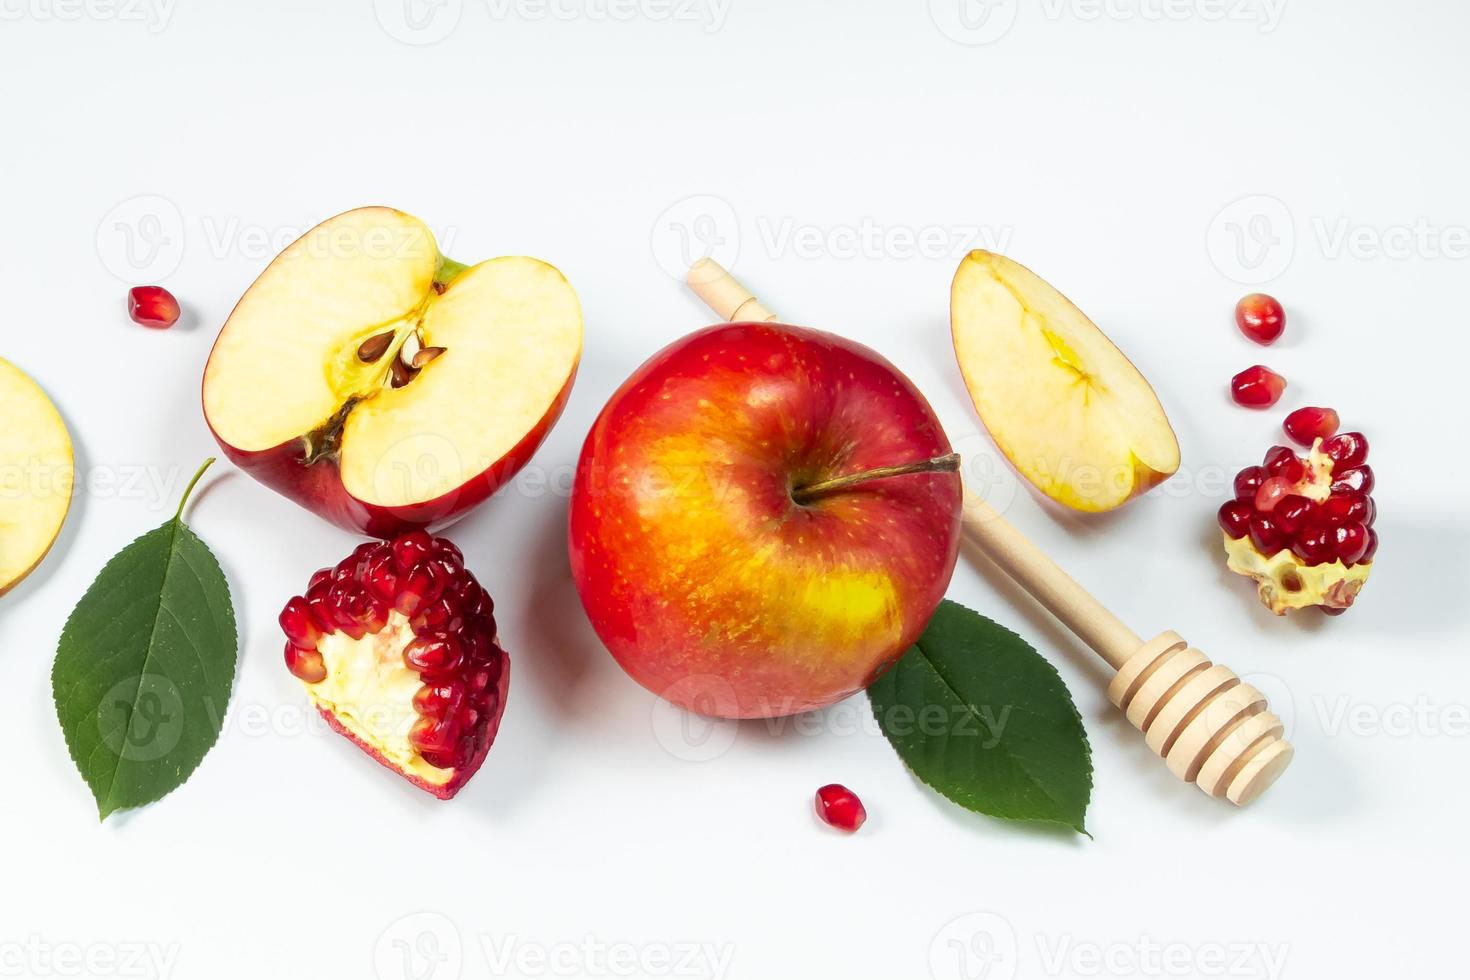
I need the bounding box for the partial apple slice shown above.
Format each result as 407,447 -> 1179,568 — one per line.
203,207 -> 582,535
950,250 -> 1179,512
0,357 -> 73,594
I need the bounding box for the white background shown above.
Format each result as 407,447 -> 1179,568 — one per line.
2,2 -> 1467,978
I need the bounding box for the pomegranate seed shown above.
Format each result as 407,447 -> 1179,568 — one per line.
433,538 -> 464,568
1322,492 -> 1369,527
1234,293 -> 1285,345
404,633 -> 463,676
1333,523 -> 1370,565
1331,465 -> 1374,496
1249,515 -> 1285,555
1292,527 -> 1336,565
305,582 -> 337,634
1273,495 -> 1319,536
284,642 -> 327,684
409,715 -> 458,755
413,683 -> 457,716
1233,465 -> 1266,501
364,554 -> 399,603
1361,528 -> 1379,563
814,784 -> 866,833
1217,500 -> 1253,538
1232,365 -> 1287,408
1254,476 -> 1293,513
308,567 -> 333,591
396,562 -> 448,616
1283,407 -> 1340,446
127,285 -> 181,329
278,596 -> 321,648
1322,432 -> 1368,468
393,530 -> 434,572
1262,445 -> 1297,475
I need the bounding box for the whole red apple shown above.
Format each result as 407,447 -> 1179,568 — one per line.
203,207 -> 582,537
569,321 -> 962,719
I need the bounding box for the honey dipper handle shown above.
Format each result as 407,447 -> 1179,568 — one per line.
961,492 -> 1140,670
687,258 -> 779,322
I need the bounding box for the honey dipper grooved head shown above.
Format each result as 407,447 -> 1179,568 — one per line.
1108,632 -> 1292,805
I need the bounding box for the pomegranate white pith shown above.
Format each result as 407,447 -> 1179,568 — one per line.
280,531 -> 507,797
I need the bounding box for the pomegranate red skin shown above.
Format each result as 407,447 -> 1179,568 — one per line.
313,661 -> 509,800
203,370 -> 575,537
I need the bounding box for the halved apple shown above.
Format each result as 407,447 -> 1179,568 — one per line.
203,207 -> 582,536
0,357 -> 73,594
950,250 -> 1179,512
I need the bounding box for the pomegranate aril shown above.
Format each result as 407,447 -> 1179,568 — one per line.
364,555 -> 400,603
1283,406 -> 1340,446
1292,527 -> 1336,565
278,596 -> 321,648
392,530 -> 433,572
396,562 -> 447,616
284,642 -> 326,684
1322,492 -> 1369,527
1322,431 -> 1368,468
127,285 -> 181,329
1333,523 -> 1370,565
308,567 -> 333,591
404,633 -> 463,675
305,583 -> 337,634
412,594 -> 465,635
814,784 -> 866,833
1254,476 -> 1294,514
1234,293 -> 1285,345
433,538 -> 464,568
409,715 -> 458,755
1273,495 -> 1319,536
413,683 -> 457,716
1231,365 -> 1287,408
1361,528 -> 1379,563
1249,515 -> 1286,555
1331,465 -> 1374,496
1262,445 -> 1298,476
1234,466 -> 1267,501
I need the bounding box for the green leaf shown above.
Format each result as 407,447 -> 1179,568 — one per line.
52,459 -> 238,820
868,599 -> 1092,834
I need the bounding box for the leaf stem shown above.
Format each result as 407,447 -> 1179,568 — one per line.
791,452 -> 961,505
175,457 -> 216,522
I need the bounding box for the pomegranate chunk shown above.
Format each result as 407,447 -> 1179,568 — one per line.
1218,427 -> 1377,615
127,285 -> 180,329
1283,406 -> 1340,446
814,784 -> 866,833
278,531 -> 507,799
1231,365 -> 1287,408
1234,293 -> 1285,345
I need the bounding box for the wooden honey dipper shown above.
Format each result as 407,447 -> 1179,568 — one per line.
686,257 -> 1292,806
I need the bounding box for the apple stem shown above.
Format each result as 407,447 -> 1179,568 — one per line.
791,453 -> 961,505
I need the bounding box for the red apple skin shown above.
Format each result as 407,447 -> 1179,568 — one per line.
569,322 -> 962,719
203,369 -> 576,538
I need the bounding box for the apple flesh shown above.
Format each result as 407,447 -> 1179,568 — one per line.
0,357 -> 73,595
568,321 -> 962,719
203,207 -> 582,536
951,250 -> 1179,512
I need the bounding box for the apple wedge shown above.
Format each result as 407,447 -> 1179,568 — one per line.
0,357 -> 73,595
203,207 -> 582,536
950,250 -> 1179,512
